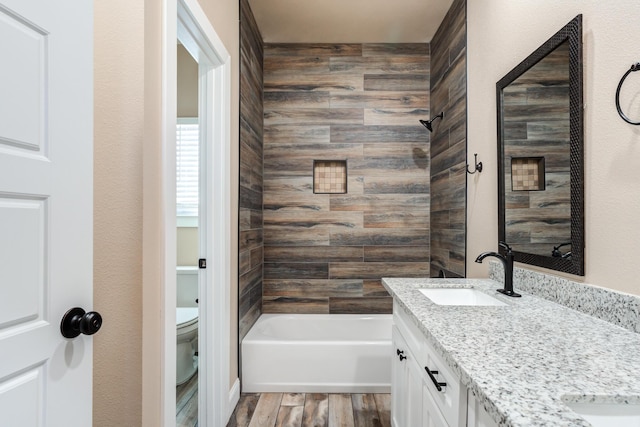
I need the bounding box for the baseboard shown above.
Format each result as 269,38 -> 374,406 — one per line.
227,378 -> 240,420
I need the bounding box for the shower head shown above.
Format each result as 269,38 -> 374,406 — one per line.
419,112 -> 444,132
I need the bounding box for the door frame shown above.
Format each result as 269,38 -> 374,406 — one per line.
161,0 -> 232,425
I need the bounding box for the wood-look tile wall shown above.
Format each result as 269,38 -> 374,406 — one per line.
429,0 -> 467,278
263,43 -> 431,314
239,0 -> 263,339
503,43 -> 571,256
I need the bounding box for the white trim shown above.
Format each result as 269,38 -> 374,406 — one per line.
161,0 -> 178,424
203,56 -> 233,427
228,378 -> 241,418
177,0 -> 229,64
163,0 -> 233,426
177,216 -> 198,228
177,117 -> 198,125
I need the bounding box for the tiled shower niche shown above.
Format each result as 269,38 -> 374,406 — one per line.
313,160 -> 347,194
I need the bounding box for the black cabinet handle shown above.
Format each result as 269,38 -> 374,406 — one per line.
425,366 -> 446,391
396,349 -> 407,361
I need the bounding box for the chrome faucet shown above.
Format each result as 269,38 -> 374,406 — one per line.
475,242 -> 521,297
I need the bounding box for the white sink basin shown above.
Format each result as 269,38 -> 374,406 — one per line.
566,402 -> 640,427
419,288 -> 507,306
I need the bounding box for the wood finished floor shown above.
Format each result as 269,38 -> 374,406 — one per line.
177,373 -> 198,427
227,393 -> 391,427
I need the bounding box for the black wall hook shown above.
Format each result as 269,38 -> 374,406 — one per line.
466,153 -> 483,174
615,62 -> 640,125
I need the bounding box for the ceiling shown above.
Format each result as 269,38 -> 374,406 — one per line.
248,0 -> 455,44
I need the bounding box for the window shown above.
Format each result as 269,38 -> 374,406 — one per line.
176,118 -> 199,224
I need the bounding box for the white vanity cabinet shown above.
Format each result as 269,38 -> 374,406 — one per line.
392,301 -> 497,427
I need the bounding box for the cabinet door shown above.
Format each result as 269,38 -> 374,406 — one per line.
391,327 -> 407,427
392,326 -> 424,427
423,342 -> 466,426
422,377 -> 450,427
467,390 -> 499,427
405,352 -> 424,427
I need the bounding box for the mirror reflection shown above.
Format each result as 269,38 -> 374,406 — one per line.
497,15 -> 584,275
503,41 -> 571,258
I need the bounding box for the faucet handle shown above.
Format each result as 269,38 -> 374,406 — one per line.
499,241 -> 513,253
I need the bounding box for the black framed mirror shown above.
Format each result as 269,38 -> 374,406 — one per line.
497,15 -> 584,275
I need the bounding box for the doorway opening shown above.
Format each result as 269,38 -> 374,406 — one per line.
160,0 -> 234,425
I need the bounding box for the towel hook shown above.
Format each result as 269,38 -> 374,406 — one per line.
615,62 -> 640,125
466,153 -> 483,174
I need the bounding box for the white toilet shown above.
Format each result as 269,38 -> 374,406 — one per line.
176,307 -> 198,385
177,267 -> 199,385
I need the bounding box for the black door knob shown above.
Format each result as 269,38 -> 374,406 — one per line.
60,307 -> 103,338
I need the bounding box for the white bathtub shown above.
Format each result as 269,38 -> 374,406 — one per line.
241,313 -> 392,393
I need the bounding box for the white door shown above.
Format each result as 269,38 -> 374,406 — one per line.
0,1 -> 94,426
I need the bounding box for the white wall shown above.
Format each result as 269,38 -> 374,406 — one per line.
177,44 -> 198,118
467,1 -> 640,294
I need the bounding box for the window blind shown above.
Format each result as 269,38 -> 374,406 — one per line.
176,119 -> 199,217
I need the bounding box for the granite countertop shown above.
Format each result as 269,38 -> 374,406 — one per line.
382,277 -> 640,427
